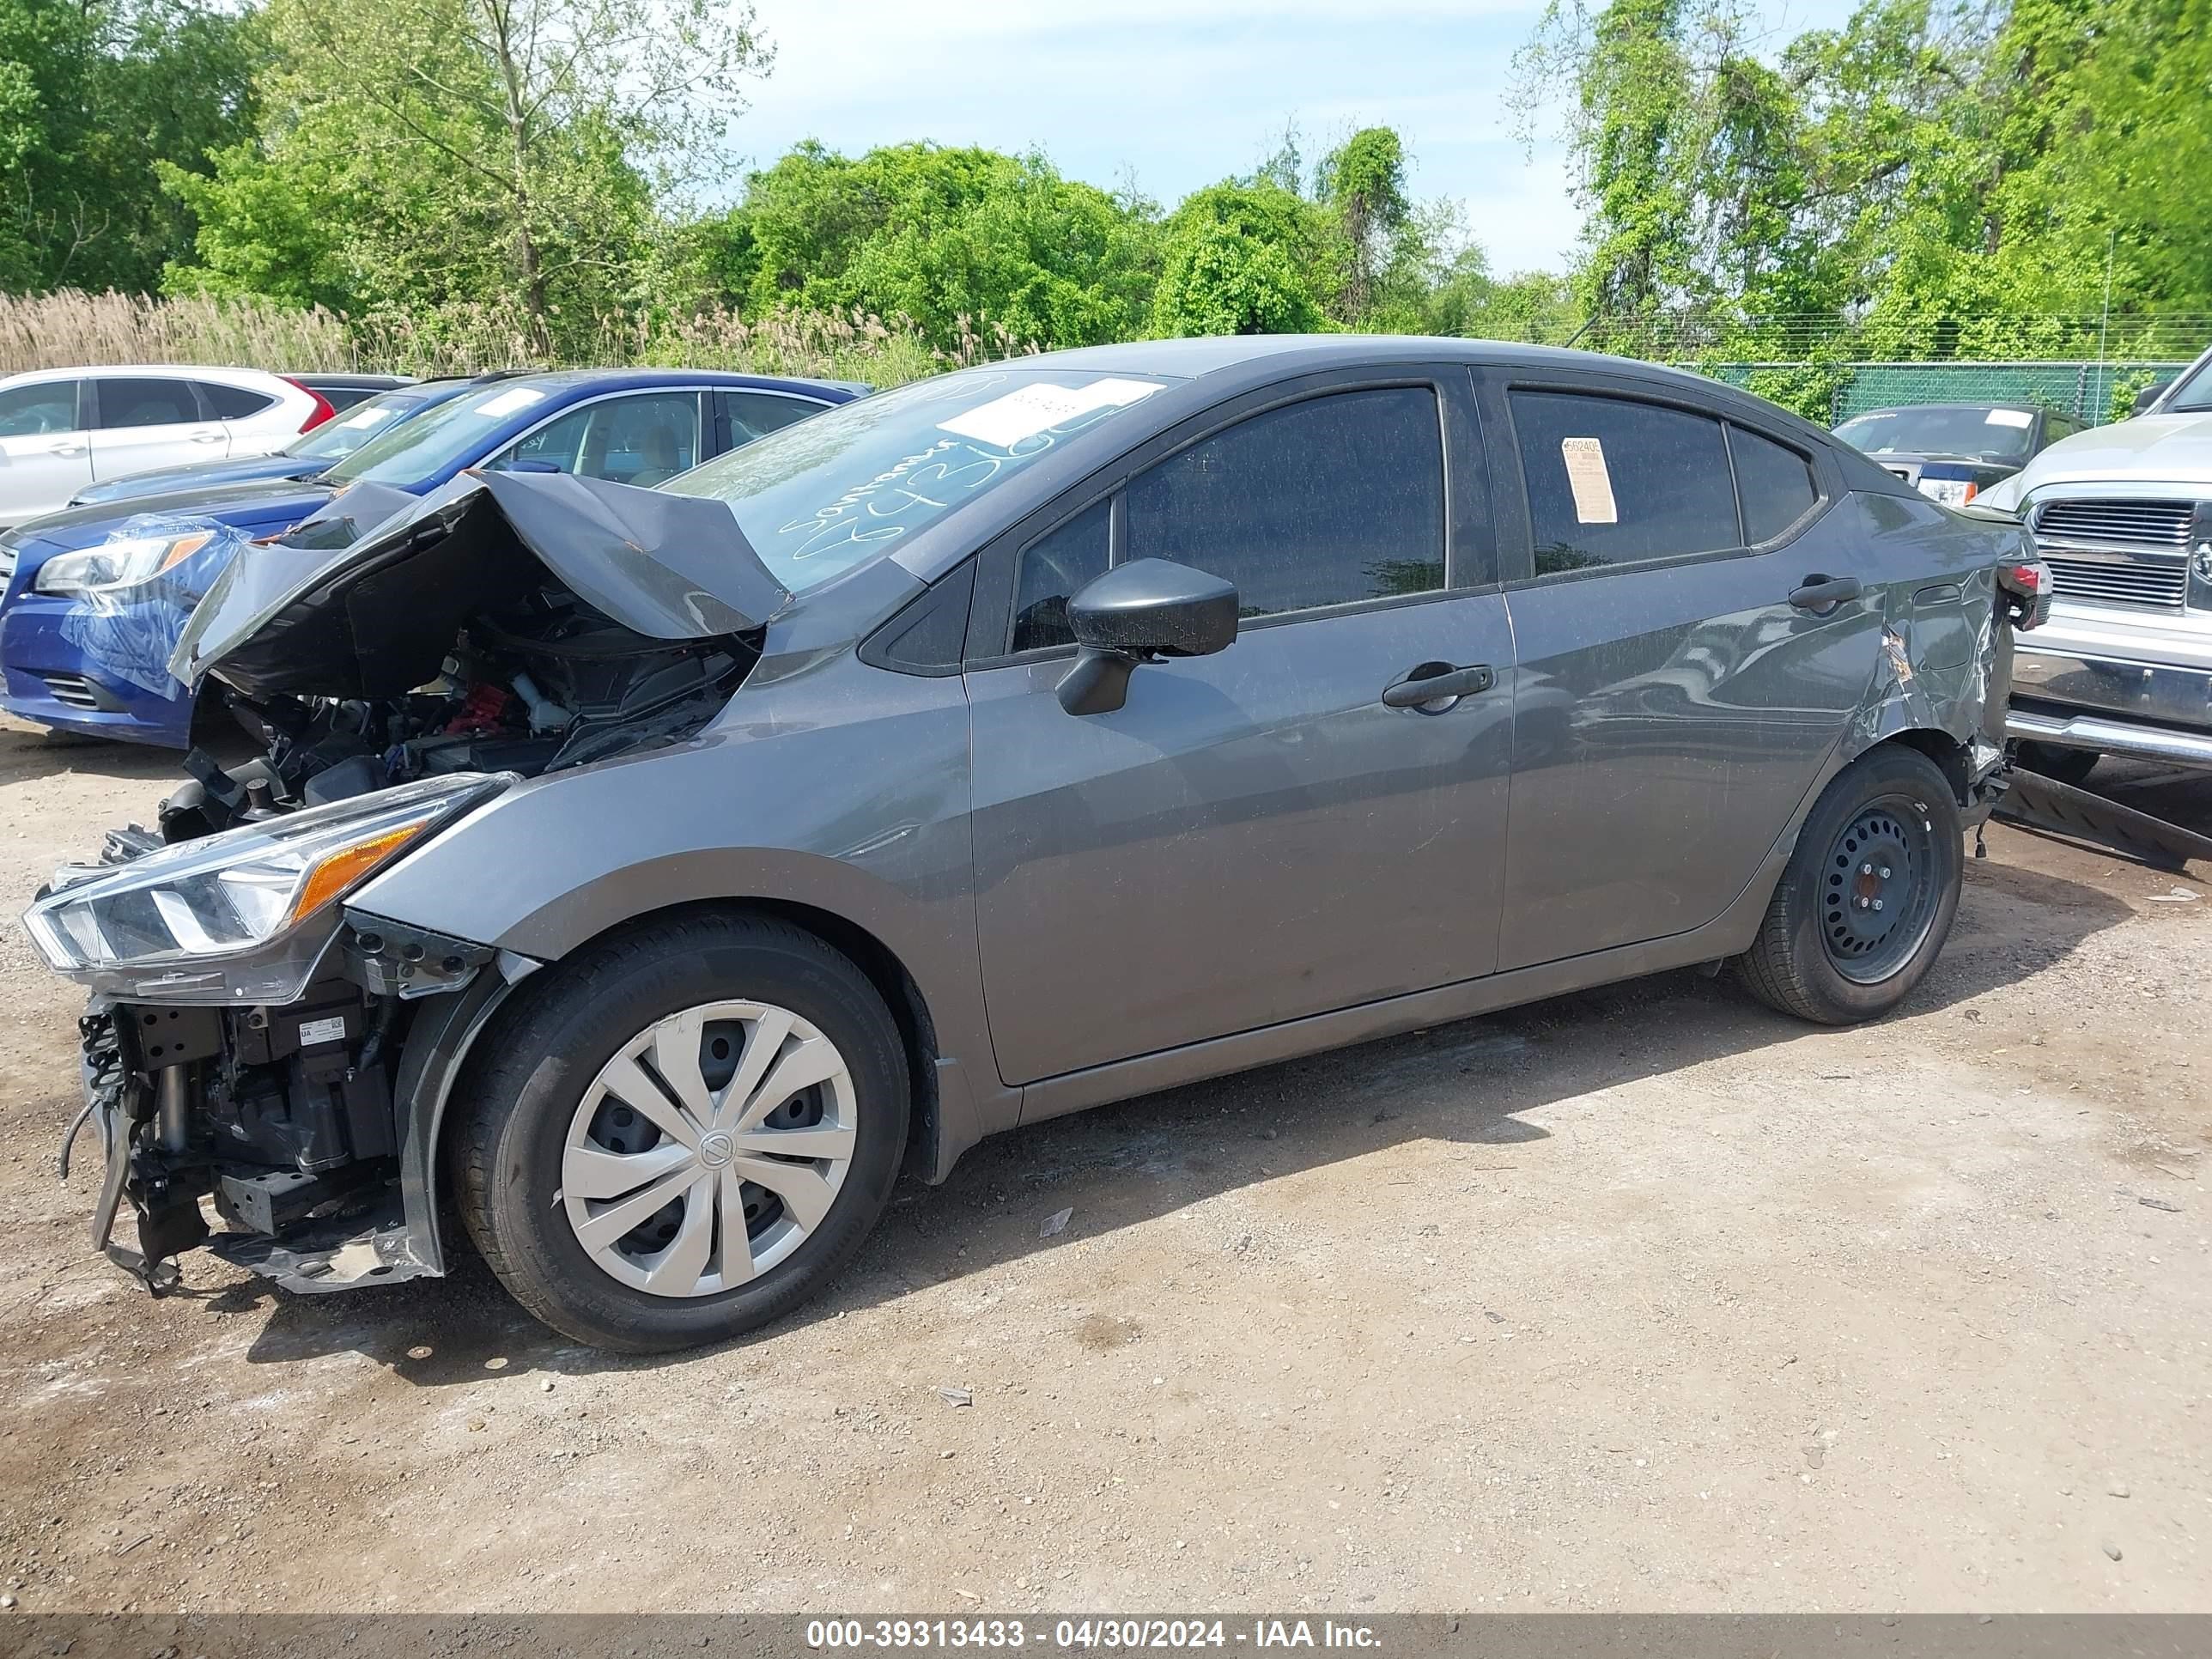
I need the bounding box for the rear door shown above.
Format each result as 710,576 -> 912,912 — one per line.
1484,370 -> 1881,969
88,376 -> 228,479
965,368 -> 1518,1087
0,378 -> 91,525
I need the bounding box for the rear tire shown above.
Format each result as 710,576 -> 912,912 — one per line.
2015,739 -> 2100,788
453,912 -> 908,1353
1736,745 -> 1963,1024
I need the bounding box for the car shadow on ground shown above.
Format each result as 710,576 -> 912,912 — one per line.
224,848 -> 2141,1384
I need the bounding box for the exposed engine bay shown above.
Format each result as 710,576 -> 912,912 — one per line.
164,600 -> 754,837
43,469 -> 791,1292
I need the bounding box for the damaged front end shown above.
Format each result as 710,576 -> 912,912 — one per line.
27,471 -> 787,1295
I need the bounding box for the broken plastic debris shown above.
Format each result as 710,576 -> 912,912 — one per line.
1041,1206 -> 1073,1239
938,1386 -> 974,1407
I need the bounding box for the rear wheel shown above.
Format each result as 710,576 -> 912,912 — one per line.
454,912 -> 908,1352
2015,739 -> 2100,788
1737,745 -> 1963,1024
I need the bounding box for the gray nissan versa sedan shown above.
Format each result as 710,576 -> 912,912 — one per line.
22,337 -> 2048,1352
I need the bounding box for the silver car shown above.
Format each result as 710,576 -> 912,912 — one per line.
1984,346 -> 2212,778
22,338 -> 2039,1352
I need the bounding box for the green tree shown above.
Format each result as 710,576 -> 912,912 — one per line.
167,0 -> 763,347
1150,216 -> 1324,337
0,0 -> 260,293
698,142 -> 1158,351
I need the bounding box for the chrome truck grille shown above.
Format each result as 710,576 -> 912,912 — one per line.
2029,498 -> 2195,611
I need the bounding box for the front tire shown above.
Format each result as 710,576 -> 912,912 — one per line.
453,912 -> 908,1352
1736,745 -> 1963,1024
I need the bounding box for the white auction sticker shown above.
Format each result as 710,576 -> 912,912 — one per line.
1984,408 -> 2034,428
338,406 -> 392,429
938,377 -> 1161,448
1560,435 -> 1619,524
474,386 -> 547,418
297,1015 -> 348,1047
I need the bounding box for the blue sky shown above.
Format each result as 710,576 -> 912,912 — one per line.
726,0 -> 1861,277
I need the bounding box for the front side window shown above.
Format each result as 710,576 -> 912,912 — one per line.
0,381 -> 80,436
1123,387 -> 1447,617
93,378 -> 200,429
1011,498 -> 1110,653
492,392 -> 704,484
1512,390 -> 1737,574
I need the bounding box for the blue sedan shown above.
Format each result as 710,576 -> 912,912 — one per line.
0,368 -> 861,746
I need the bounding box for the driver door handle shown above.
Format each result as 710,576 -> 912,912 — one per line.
1382,661 -> 1495,709
1790,574 -> 1862,611
46,441 -> 87,457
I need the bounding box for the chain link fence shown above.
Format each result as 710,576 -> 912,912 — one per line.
1698,360 -> 2193,426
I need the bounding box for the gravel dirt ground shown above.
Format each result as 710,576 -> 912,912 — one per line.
0,720 -> 2205,1617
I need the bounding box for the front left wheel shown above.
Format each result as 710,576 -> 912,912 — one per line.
453,913 -> 909,1352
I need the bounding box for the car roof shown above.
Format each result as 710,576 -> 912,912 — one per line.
1842,403 -> 2041,417
479,367 -> 861,399
0,364 -> 301,384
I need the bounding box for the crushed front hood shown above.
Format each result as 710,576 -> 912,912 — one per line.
170,470 -> 791,701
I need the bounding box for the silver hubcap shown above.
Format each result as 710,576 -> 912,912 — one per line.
559,1000 -> 856,1297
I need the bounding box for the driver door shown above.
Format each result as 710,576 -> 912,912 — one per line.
963,371 -> 1517,1089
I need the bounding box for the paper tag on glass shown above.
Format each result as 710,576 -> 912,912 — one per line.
1984,409 -> 2033,428
1561,436 -> 1618,524
474,387 -> 547,418
937,378 -> 1160,448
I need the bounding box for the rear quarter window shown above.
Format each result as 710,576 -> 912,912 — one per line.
1729,424 -> 1819,542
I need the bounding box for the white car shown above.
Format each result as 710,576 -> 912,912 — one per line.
0,366 -> 335,528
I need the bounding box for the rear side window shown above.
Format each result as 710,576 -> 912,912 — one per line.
0,380 -> 81,434
1124,387 -> 1447,617
1729,424 -> 1818,542
199,381 -> 278,419
1511,390 -> 1736,574
93,378 -> 201,429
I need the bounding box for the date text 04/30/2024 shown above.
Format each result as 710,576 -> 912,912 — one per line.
804,1620 -> 1385,1650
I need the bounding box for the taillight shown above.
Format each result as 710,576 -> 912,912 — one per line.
283,377 -> 337,433
2004,562 -> 2045,594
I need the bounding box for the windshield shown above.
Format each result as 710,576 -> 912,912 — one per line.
1834,407 -> 2037,464
325,380 -> 559,486
661,368 -> 1171,592
284,386 -> 445,461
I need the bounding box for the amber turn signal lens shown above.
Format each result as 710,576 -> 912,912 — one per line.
282,823 -> 425,929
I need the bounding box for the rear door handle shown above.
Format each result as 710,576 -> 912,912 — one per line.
46,441 -> 86,457
1789,574 -> 1862,611
190,430 -> 224,445
1382,661 -> 1495,710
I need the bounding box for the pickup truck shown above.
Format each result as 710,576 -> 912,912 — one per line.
1983,348 -> 2212,779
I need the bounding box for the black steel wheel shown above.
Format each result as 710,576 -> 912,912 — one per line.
1818,799 -> 1941,983
1737,744 -> 1964,1024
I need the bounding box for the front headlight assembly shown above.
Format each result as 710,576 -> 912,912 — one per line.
33,531 -> 216,597
22,773 -> 513,1005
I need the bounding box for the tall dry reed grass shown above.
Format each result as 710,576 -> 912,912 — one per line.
0,289 -> 1024,388
0,289 -> 356,374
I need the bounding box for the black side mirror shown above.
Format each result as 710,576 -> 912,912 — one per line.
2133,380 -> 2172,416
1057,557 -> 1239,715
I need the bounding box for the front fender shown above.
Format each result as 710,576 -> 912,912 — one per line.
345,653 -> 1009,1182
